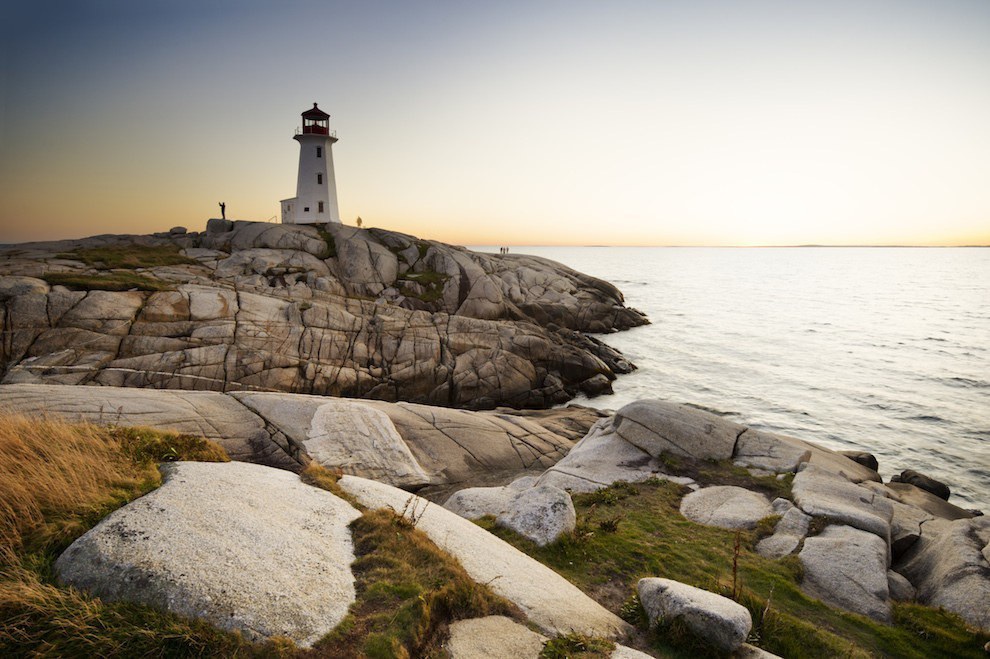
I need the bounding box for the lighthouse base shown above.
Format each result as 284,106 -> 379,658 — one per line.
280,197 -> 341,225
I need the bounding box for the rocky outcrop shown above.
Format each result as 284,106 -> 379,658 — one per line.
612,400 -> 743,461
798,525 -> 892,623
54,461 -> 361,647
452,397 -> 988,631
791,465 -> 894,543
0,383 -> 588,490
338,475 -> 630,639
537,417 -> 696,494
896,516 -> 990,631
0,221 -> 646,409
637,578 -> 752,652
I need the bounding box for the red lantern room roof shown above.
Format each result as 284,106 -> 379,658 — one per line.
302,103 -> 330,120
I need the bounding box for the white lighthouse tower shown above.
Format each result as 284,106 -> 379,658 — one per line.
280,103 -> 340,224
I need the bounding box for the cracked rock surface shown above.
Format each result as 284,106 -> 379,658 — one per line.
0,383 -> 591,489
0,221 -> 646,409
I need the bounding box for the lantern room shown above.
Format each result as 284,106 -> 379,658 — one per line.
301,103 -> 330,135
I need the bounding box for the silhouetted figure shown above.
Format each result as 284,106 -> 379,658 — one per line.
219,202 -> 226,219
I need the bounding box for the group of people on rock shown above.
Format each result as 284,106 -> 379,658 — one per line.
499,246 -> 510,255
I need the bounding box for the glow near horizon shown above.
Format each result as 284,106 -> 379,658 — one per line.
1,1 -> 988,246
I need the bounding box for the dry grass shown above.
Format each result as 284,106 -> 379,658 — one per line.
0,413 -> 264,657
0,414 -> 160,561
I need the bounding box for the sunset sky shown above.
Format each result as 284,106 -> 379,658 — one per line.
2,0 -> 988,246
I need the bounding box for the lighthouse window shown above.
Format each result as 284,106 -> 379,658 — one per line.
317,173 -> 323,185
316,147 -> 322,158
318,202 -> 325,213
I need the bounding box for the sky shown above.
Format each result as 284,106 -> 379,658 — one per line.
1,0 -> 989,246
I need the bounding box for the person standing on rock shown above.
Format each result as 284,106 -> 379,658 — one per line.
219,202 -> 226,220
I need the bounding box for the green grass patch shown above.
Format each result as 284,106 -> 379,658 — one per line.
57,243 -> 197,269
316,229 -> 337,258
540,633 -> 615,658
397,269 -> 450,304
316,508 -> 522,658
41,271 -> 172,292
476,479 -> 990,658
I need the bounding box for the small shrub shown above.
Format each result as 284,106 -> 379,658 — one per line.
618,592 -> 647,626
597,515 -> 623,533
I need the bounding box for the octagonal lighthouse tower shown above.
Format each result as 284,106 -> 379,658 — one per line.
280,103 -> 340,224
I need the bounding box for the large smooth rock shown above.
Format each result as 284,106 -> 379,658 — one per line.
791,466 -> 893,544
734,429 -> 881,483
637,578 -> 752,652
364,401 -> 574,486
338,475 -> 629,639
612,400 -> 745,461
232,392 -> 431,487
733,429 -> 811,473
679,486 -> 773,530
1,384 -> 586,491
896,517 -> 990,631
55,461 -> 361,647
799,525 -> 891,622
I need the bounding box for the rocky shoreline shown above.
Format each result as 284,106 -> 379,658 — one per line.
0,220 -> 645,409
4,383 -> 988,656
2,228 -> 988,656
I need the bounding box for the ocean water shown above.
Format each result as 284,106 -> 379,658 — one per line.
478,246 -> 990,512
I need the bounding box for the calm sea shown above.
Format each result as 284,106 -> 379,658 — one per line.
475,246 -> 990,512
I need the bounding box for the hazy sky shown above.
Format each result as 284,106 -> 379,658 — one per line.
2,0 -> 988,245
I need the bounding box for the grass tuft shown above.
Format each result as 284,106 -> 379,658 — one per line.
317,508 -> 521,658
299,462 -> 355,505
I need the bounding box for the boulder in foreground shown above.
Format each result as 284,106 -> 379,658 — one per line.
637,578 -> 752,652
55,461 -> 361,647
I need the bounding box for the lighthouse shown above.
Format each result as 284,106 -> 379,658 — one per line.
280,103 -> 340,224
